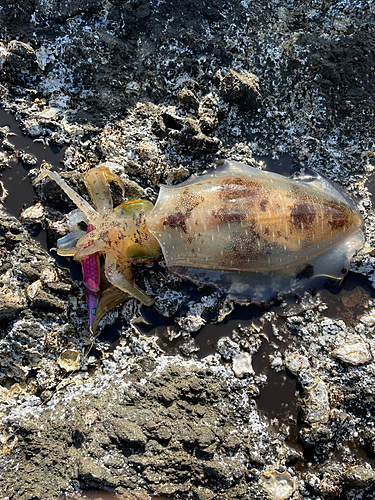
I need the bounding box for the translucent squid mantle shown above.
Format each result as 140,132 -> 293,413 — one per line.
33,160 -> 364,332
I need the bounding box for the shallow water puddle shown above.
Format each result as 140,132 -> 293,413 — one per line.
0,109 -> 64,211
0,107 -> 84,279
0,107 -> 65,244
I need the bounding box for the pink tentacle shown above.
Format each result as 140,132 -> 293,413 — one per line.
81,224 -> 100,332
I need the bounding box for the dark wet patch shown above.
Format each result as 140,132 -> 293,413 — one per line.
296,264 -> 314,281
0,108 -> 65,220
366,173 -> 375,198
333,441 -> 375,470
258,153 -> 296,177
321,272 -> 375,327
0,108 -> 83,282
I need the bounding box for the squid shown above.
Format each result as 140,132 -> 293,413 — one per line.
33,160 -> 364,332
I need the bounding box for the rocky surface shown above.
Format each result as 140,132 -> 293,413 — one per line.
1,0 -> 375,499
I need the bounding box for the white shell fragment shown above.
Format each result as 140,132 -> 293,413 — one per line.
304,377 -> 330,425
259,468 -> 298,500
26,280 -> 43,300
331,337 -> 373,366
284,351 -> 311,375
232,352 -> 254,377
40,267 -> 59,284
19,202 -> 46,224
57,349 -> 81,372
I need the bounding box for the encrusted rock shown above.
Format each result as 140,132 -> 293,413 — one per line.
219,69 -> 262,112
36,0 -> 103,20
154,289 -> 184,317
5,41 -> 37,69
23,119 -> 43,137
178,89 -> 199,111
176,314 -> 205,333
313,463 -> 343,497
199,113 -> 218,134
331,337 -> 373,366
345,465 -> 375,490
21,152 -> 38,166
26,281 -> 65,311
20,202 -> 46,225
284,351 -> 311,375
0,289 -> 27,322
216,337 -> 240,360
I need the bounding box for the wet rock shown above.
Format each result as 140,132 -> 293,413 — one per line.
194,487 -> 215,500
303,31 -> 375,129
178,89 -> 199,111
0,318 -> 47,381
178,117 -> 201,138
23,118 -> 43,137
331,337 -> 373,366
299,424 -> 333,449
345,465 -> 375,490
305,463 -> 344,497
285,351 -> 311,375
219,69 -> 262,112
178,337 -> 200,356
188,132 -> 221,153
167,115 -> 221,153
21,152 -> 38,166
216,337 -> 240,360
176,294 -> 219,333
18,262 -> 41,282
4,41 -> 37,69
199,113 -> 218,134
108,419 -> 147,447
154,289 -> 184,317
0,289 -> 27,322
19,202 -> 46,225
36,0 -> 103,20
26,280 -> 66,311
176,314 -> 205,332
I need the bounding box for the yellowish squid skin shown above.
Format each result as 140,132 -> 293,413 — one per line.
33,160 -> 364,330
